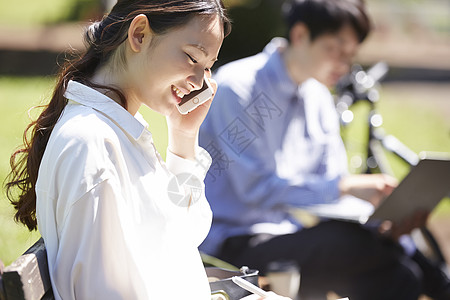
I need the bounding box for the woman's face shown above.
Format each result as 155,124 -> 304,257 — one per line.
125,15 -> 224,116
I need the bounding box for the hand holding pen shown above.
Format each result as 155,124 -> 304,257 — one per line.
233,276 -> 350,300
232,276 -> 292,300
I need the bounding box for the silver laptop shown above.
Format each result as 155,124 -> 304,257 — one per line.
303,153 -> 450,224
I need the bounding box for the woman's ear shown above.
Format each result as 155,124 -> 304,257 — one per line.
128,14 -> 151,53
289,22 -> 310,46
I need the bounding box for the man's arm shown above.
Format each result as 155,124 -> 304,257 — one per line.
200,84 -> 342,209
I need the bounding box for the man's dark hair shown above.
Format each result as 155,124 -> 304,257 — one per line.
282,0 -> 371,42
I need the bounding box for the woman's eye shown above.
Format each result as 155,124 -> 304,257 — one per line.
186,53 -> 211,72
186,53 -> 197,64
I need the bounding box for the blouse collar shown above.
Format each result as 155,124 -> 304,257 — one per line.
64,80 -> 150,141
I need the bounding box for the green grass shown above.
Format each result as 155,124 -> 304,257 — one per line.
342,87 -> 450,218
343,99 -> 450,178
0,77 -> 52,265
0,76 -> 449,266
0,0 -> 74,26
0,0 -> 103,27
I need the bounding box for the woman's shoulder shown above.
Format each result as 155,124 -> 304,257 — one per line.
37,104 -> 123,205
54,103 -> 121,147
41,103 -> 125,175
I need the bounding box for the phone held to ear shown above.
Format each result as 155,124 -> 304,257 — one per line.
177,76 -> 214,115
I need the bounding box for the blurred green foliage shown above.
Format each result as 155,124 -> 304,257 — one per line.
0,77 -> 52,265
218,0 -> 285,66
0,0 -> 101,26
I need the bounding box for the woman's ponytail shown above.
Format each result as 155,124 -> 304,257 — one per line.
5,0 -> 230,231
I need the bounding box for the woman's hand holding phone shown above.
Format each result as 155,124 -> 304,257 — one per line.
176,76 -> 215,115
166,74 -> 217,161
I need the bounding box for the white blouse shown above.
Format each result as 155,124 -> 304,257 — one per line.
36,81 -> 213,300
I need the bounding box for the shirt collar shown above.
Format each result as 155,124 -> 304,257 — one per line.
262,38 -> 299,100
64,80 -> 150,141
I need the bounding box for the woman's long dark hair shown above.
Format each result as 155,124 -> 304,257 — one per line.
5,0 -> 231,231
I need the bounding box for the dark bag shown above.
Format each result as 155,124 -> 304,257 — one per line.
207,266 -> 260,300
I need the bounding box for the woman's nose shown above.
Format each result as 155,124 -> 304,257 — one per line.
187,69 -> 204,90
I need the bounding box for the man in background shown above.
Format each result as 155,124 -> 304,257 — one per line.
199,0 -> 450,299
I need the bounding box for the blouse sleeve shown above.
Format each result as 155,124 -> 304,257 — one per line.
53,178 -> 150,300
165,146 -> 212,181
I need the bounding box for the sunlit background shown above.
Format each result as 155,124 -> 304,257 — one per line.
1,0 -> 449,266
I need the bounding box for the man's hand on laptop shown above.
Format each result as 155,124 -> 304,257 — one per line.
339,173 -> 398,207
378,209 -> 430,241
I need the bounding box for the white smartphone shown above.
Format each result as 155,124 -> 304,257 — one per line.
177,77 -> 214,114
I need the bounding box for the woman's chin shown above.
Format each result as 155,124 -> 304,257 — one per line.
162,104 -> 179,117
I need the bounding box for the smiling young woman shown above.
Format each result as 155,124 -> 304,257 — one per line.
5,1 -> 232,299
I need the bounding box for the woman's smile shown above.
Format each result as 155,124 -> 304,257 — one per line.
171,85 -> 185,104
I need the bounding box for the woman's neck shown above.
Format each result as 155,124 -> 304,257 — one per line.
91,66 -> 140,115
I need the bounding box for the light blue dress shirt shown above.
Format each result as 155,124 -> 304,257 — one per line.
199,38 -> 349,256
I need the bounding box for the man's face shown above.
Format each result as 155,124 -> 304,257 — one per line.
300,25 -> 360,87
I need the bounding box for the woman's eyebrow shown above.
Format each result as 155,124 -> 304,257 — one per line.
187,44 -> 218,62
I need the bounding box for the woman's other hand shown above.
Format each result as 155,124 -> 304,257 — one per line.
240,291 -> 292,300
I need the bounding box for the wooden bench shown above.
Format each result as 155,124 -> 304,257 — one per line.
0,239 -> 258,300
0,238 -> 53,300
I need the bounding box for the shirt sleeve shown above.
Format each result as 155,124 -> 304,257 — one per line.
53,178 -> 149,300
164,146 -> 213,247
165,146 -> 212,181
